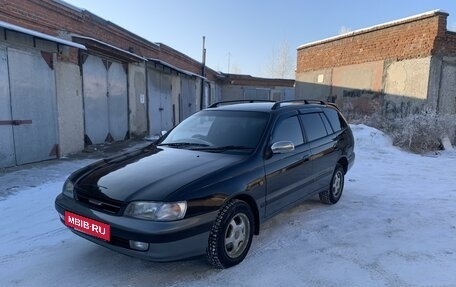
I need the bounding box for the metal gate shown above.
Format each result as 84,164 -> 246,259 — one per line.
82,55 -> 128,144
147,69 -> 173,136
0,48 -> 15,167
180,77 -> 196,121
0,47 -> 58,168
244,88 -> 270,100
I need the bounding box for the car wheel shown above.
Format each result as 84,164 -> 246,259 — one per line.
206,199 -> 254,268
319,164 -> 345,204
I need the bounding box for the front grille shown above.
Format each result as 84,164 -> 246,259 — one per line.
111,235 -> 130,249
72,228 -> 130,249
76,192 -> 122,214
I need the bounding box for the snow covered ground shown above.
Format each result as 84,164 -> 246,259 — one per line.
1,124 -> 456,287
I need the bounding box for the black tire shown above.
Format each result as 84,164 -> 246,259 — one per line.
319,164 -> 345,204
206,199 -> 254,268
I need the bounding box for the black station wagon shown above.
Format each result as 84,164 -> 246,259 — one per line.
55,100 -> 355,268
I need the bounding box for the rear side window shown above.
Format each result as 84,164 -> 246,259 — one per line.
272,116 -> 304,146
300,113 -> 328,141
323,108 -> 345,132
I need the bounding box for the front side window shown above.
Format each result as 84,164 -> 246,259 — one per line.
271,116 -> 304,146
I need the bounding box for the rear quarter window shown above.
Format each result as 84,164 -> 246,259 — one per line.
323,108 -> 346,132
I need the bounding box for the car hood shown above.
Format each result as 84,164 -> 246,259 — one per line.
74,145 -> 244,202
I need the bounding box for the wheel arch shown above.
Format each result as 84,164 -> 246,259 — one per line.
337,156 -> 349,174
231,194 -> 260,235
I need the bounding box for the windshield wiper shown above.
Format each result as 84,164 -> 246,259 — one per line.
158,142 -> 210,148
192,145 -> 254,152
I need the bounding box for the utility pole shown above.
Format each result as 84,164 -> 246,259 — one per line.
200,36 -> 206,109
227,52 -> 231,73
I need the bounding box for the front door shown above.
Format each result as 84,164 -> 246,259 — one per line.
264,113 -> 314,217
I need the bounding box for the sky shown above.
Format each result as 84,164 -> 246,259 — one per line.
63,0 -> 456,77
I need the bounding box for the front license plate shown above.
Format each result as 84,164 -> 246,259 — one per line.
64,211 -> 111,241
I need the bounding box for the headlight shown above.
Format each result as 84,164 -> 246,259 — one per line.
124,201 -> 187,221
62,180 -> 74,198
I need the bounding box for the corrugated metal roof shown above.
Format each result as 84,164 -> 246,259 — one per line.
147,58 -> 206,79
0,20 -> 86,50
71,35 -> 147,61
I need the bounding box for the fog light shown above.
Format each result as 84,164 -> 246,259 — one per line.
129,240 -> 149,251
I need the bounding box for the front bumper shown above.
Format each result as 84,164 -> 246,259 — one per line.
55,194 -> 218,262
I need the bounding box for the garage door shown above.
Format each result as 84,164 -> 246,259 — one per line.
0,47 -> 58,168
180,77 -> 196,121
147,69 -> 173,136
82,54 -> 128,144
0,48 -> 15,167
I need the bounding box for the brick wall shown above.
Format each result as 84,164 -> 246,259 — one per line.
0,0 -> 219,79
297,11 -> 450,73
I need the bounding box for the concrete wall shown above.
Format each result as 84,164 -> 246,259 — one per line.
384,57 -> 431,100
220,85 -> 295,102
333,61 -> 383,94
55,61 -> 84,155
295,57 -> 431,118
128,62 -> 147,138
220,86 -> 244,101
295,61 -> 383,102
433,57 -> 456,115
295,68 -> 332,100
296,11 -> 456,118
427,56 -> 456,115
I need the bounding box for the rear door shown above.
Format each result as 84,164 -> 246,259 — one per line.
264,112 -> 313,217
300,111 -> 338,191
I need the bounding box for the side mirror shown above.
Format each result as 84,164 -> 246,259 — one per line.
160,130 -> 167,136
271,141 -> 295,154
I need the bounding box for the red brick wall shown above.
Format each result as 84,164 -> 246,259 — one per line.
0,0 -> 219,79
297,12 -> 449,73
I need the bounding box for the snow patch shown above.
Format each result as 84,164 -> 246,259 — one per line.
1,125 -> 456,286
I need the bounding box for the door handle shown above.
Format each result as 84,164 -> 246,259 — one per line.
0,120 -> 32,126
13,120 -> 32,125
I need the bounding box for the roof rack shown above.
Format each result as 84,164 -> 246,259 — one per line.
326,102 -> 341,111
208,99 -> 275,108
271,99 -> 326,110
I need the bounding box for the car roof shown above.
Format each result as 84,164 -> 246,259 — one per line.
207,102 -> 275,112
206,101 -> 337,113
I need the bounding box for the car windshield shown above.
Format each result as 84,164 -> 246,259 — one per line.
159,110 -> 269,152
